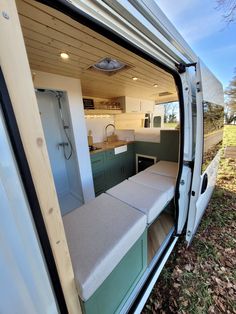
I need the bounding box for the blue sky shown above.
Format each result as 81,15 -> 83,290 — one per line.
157,0 -> 236,89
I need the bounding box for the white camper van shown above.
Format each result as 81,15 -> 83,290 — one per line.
0,1 -> 224,313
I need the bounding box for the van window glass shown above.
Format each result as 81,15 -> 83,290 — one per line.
156,101 -> 180,129
202,102 -> 224,171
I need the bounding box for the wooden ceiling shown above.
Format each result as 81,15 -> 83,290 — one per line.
16,0 -> 178,103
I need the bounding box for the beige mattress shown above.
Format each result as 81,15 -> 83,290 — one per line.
63,193 -> 146,301
145,160 -> 178,178
106,180 -> 169,224
129,171 -> 175,200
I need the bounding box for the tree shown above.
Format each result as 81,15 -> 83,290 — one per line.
216,0 -> 236,23
225,70 -> 236,124
164,102 -> 178,123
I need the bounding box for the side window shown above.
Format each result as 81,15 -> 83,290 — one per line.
202,102 -> 224,171
163,101 -> 180,129
153,116 -> 161,127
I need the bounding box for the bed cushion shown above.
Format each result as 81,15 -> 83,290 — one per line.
129,172 -> 175,200
106,180 -> 169,224
145,160 -> 178,178
63,193 -> 146,301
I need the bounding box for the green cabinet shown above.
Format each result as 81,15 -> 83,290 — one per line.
90,144 -> 135,196
90,152 -> 107,196
83,230 -> 147,314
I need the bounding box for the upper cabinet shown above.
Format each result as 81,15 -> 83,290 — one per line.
116,96 -> 154,113
140,99 -> 155,113
117,96 -> 141,113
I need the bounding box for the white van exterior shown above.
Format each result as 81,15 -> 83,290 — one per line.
0,1 -> 224,313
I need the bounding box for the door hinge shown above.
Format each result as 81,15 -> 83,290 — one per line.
196,81 -> 201,92
175,62 -> 197,74
183,160 -> 194,169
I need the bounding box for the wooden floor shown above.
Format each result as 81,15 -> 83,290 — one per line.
148,212 -> 174,262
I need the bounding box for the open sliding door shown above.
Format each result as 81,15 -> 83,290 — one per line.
0,102 -> 59,313
186,58 -> 224,244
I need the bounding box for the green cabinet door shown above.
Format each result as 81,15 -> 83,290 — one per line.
105,145 -> 135,189
93,170 -> 106,196
90,144 -> 135,194
83,230 -> 147,314
123,152 -> 135,179
105,157 -> 124,189
90,152 -> 106,196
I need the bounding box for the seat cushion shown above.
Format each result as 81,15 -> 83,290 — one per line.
145,160 -> 178,178
63,193 -> 146,301
106,180 -> 169,224
129,172 -> 175,200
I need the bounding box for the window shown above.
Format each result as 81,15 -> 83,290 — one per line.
202,102 -> 224,170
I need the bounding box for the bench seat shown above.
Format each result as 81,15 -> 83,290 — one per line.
106,180 -> 169,224
145,160 -> 178,178
129,171 -> 175,200
63,193 -> 146,301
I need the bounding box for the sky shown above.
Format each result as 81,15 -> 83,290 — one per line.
157,0 -> 236,89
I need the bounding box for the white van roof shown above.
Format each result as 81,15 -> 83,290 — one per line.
70,0 -> 198,67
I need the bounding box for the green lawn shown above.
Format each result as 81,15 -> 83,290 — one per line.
164,123 -> 178,128
223,125 -> 236,147
143,125 -> 236,314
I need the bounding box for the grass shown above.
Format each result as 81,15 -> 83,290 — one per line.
223,125 -> 236,147
164,123 -> 178,128
143,125 -> 236,314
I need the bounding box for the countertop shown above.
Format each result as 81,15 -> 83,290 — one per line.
90,140 -> 133,155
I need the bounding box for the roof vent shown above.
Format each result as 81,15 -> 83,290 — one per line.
88,57 -> 130,76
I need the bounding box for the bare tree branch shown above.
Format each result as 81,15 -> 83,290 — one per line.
216,0 -> 236,23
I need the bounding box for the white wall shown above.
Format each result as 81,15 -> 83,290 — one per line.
153,104 -> 165,128
33,70 -> 95,203
85,116 -> 115,143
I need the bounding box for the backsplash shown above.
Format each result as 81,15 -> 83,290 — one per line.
85,116 -> 115,143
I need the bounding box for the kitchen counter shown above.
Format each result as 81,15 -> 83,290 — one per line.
90,140 -> 134,155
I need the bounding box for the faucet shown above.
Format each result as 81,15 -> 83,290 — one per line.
105,123 -> 116,141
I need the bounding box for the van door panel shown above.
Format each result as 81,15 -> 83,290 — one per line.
186,58 -> 224,244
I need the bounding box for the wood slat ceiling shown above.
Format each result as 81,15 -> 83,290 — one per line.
16,0 -> 178,103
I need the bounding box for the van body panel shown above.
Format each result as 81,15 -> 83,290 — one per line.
186,59 -> 224,243
177,165 -> 192,234
198,59 -> 224,105
0,107 -> 58,313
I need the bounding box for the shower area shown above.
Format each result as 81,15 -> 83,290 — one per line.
36,89 -> 83,215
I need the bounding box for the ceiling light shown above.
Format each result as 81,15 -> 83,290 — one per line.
132,77 -> 138,81
60,52 -> 69,60
88,57 -> 130,76
93,57 -> 125,72
153,84 -> 158,88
